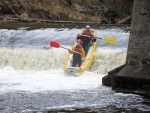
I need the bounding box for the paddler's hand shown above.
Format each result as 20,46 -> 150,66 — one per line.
68,49 -> 71,52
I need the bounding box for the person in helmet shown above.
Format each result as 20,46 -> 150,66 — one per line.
68,39 -> 85,67
77,25 -> 95,55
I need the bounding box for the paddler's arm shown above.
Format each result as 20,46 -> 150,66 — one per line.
68,46 -> 75,54
80,32 -> 94,41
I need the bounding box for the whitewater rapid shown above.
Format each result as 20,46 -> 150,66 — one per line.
0,48 -> 126,92
1,27 -> 150,113
0,28 -> 129,92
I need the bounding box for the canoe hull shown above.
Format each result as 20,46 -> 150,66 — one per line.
64,42 -> 97,74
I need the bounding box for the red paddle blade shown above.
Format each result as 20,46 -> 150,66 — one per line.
50,41 -> 60,48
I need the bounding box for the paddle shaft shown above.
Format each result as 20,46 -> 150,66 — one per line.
78,35 -> 116,44
96,37 -> 116,44
96,37 -> 102,39
50,41 -> 81,55
61,46 -> 81,55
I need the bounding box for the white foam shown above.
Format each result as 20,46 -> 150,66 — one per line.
0,28 -> 129,93
0,47 -> 126,93
91,48 -> 126,74
0,47 -> 67,70
0,67 -> 103,92
0,47 -> 126,74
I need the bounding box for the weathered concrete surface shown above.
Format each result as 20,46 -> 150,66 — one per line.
126,0 -> 150,65
102,65 -> 125,86
113,65 -> 150,96
103,0 -> 150,96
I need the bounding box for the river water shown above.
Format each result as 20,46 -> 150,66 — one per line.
0,23 -> 149,113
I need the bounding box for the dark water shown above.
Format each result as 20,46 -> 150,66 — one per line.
0,89 -> 150,113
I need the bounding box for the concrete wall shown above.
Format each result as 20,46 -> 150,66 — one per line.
126,0 -> 150,65
102,0 -> 150,96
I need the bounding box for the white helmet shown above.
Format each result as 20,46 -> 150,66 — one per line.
86,25 -> 90,28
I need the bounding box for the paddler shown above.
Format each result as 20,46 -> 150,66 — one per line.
68,39 -> 85,67
77,25 -> 95,55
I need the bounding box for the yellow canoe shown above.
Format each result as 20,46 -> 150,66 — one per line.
64,30 -> 97,73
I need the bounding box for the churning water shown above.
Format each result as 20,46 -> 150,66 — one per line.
0,26 -> 149,113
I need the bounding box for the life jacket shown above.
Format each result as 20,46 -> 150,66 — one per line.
70,44 -> 85,60
74,45 -> 81,53
81,30 -> 93,42
83,31 -> 91,36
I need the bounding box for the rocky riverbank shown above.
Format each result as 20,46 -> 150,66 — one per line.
0,0 -> 133,24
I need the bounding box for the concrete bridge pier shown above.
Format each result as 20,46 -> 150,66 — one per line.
103,0 -> 150,96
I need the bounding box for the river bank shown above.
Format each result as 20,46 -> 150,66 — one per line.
0,0 -> 133,24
